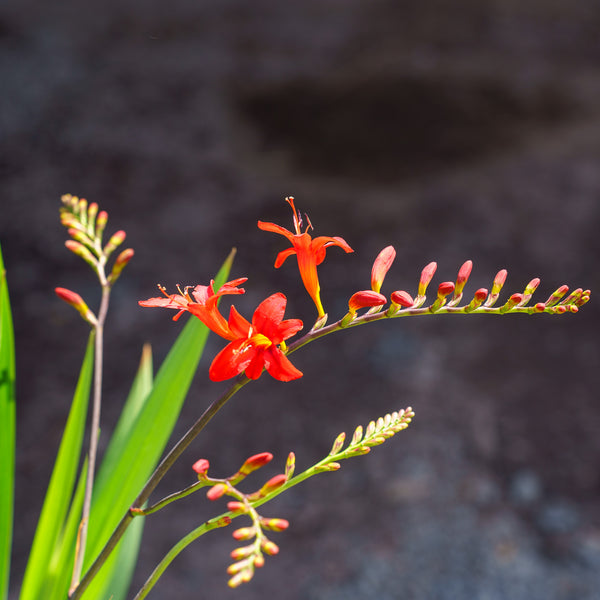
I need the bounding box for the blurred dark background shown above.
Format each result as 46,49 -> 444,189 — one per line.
2,1 -> 600,598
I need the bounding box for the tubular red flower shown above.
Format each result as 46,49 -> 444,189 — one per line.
209,293 -> 303,382
258,197 -> 353,317
138,278 -> 247,336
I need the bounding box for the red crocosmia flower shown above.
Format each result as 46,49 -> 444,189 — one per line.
209,293 -> 303,382
139,278 -> 247,337
258,197 -> 353,318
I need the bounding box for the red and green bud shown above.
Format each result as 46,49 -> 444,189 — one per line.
451,260 -> 473,304
206,483 -> 228,501
261,540 -> 279,555
55,287 -> 97,325
390,290 -> 414,309
192,458 -> 210,476
484,269 -> 508,307
259,518 -> 289,532
429,282 -> 455,312
86,202 -> 98,236
237,452 -> 273,477
95,210 -> 108,242
232,527 -> 255,541
464,288 -> 488,312
348,290 -> 387,315
417,262 -> 437,298
499,293 -> 523,313
65,240 -> 97,268
285,452 -> 296,479
329,432 -> 346,455
108,248 -> 134,284
227,501 -> 246,513
104,230 -> 126,258
371,246 -> 396,293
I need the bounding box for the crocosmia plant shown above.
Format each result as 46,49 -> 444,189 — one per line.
0,195 -> 590,599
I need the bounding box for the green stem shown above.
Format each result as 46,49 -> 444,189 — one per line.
69,375 -> 250,599
69,279 -> 110,593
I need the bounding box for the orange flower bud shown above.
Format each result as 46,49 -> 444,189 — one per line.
104,230 -> 126,258
232,527 -> 255,541
108,248 -> 134,284
261,540 -> 279,556
65,240 -> 97,268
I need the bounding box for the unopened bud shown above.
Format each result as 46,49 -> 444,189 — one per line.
484,270 -> 508,307
108,248 -> 134,285
499,293 -> 523,314
232,527 -> 255,541
390,290 -> 414,309
254,555 -> 265,568
238,452 -> 273,477
65,240 -> 97,268
261,540 -> 279,556
257,474 -> 287,497
95,210 -> 108,241
260,518 -> 289,532
285,452 -> 296,479
87,202 -> 99,236
371,246 -> 396,293
192,458 -> 210,476
206,483 -> 228,501
464,288 -> 488,313
429,282 -> 454,312
545,284 -> 569,307
227,501 -> 246,513
230,546 -> 253,560
417,262 -> 437,298
348,290 -> 387,314
351,425 -> 363,445
329,432 -> 346,455
55,287 -> 97,325
448,260 -> 473,305
104,230 -> 126,258
78,198 -> 88,226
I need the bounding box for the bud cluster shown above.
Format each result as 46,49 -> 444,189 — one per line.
191,452 -> 291,588
338,252 -> 589,329
56,195 -> 135,324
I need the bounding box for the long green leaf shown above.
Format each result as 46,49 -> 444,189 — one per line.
0,243 -> 16,600
46,461 -> 88,600
19,334 -> 95,600
82,250 -> 236,598
81,344 -> 153,600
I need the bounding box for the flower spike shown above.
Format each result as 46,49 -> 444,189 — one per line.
258,197 -> 354,318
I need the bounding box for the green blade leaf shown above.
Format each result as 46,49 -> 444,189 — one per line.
45,460 -> 88,600
82,250 -> 236,597
79,344 -> 153,600
19,334 -> 95,600
0,243 -> 16,600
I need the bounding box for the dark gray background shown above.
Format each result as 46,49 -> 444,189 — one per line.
2,1 -> 600,599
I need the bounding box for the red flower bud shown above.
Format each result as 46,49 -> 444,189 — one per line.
192,458 -> 210,475
418,262 -> 437,297
55,287 -> 97,325
206,483 -> 228,501
348,290 -> 387,314
238,452 -> 273,476
371,246 -> 396,293
390,290 -> 414,308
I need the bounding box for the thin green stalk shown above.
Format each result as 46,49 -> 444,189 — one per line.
69,376 -> 250,599
70,277 -> 111,592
